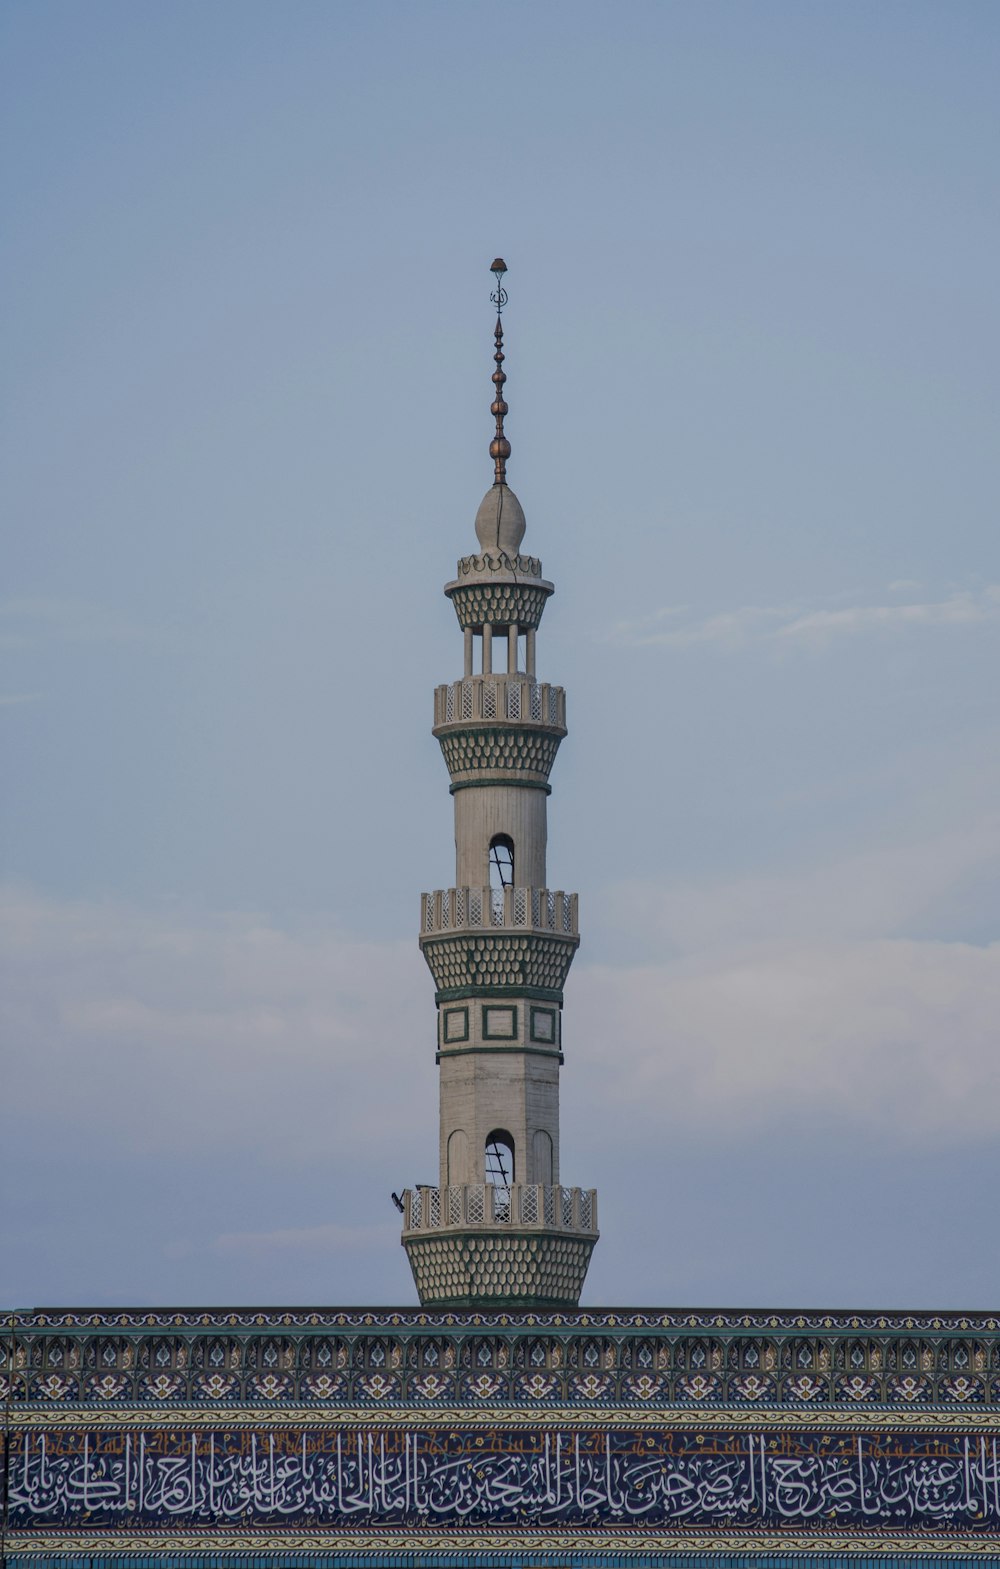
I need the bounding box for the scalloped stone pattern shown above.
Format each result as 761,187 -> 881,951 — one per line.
421,931 -> 578,996
453,550 -> 543,580
404,1231 -> 594,1308
448,581 -> 551,632
437,725 -> 563,785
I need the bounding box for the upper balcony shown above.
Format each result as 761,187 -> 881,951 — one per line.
402,1182 -> 598,1237
421,886 -> 578,938
434,676 -> 565,731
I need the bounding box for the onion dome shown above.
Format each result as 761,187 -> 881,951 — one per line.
474,482 -> 527,555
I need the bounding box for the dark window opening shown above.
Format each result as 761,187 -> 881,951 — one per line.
489,834 -> 514,892
485,1129 -> 515,1187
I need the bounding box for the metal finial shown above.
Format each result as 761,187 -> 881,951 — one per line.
488,259 -> 510,484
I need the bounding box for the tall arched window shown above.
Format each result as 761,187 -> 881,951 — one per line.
489,834 -> 514,889
489,834 -> 514,920
485,1129 -> 515,1187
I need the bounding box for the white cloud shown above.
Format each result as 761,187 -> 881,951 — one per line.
577,816 -> 1000,1143
607,603 -> 790,650
1,886 -> 431,1165
574,934 -> 1000,1142
778,591 -> 990,641
607,583 -> 1000,650
607,816 -> 1000,950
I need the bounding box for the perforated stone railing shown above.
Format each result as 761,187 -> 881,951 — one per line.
421,886 -> 578,936
434,677 -> 565,730
403,1183 -> 598,1236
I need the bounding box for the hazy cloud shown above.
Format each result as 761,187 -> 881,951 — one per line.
1,887 -> 429,1165
0,597 -> 148,649
606,816 -> 1000,950
608,583 -> 1000,651
578,814 -> 1000,1142
576,934 -> 1000,1143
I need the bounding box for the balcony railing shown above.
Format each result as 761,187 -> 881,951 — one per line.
434,677 -> 565,730
421,887 -> 578,937
403,1183 -> 598,1236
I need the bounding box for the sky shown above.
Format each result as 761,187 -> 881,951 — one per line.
2,0 -> 998,1312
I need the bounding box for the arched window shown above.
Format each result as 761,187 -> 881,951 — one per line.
489,835 -> 514,890
485,1129 -> 515,1187
489,836 -> 514,920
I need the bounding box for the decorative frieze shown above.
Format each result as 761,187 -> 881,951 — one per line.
3,1309 -> 999,1413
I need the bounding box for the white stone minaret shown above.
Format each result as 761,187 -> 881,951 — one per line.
401,262 -> 598,1308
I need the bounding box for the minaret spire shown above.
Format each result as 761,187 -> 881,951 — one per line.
489,258 -> 510,485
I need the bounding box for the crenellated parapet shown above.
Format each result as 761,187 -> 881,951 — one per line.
403,1182 -> 598,1235
435,675 -> 565,728
421,885 -> 578,936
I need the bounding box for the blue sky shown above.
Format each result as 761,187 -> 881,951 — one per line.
2,0 -> 998,1310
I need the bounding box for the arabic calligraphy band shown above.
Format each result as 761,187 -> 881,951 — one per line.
6,1426 -> 1000,1534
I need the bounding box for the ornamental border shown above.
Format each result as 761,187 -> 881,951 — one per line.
9,1406 -> 1000,1430
7,1528 -> 1000,1559
7,1309 -> 997,1333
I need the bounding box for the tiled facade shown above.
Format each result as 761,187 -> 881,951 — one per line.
3,1307 -> 999,1565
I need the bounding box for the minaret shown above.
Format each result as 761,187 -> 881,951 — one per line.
401,262 -> 598,1308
